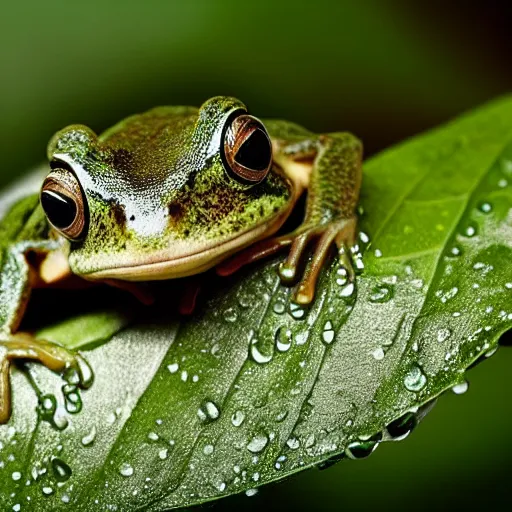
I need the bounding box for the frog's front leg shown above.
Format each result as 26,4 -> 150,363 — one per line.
0,242 -> 92,423
218,131 -> 362,304
0,334 -> 92,423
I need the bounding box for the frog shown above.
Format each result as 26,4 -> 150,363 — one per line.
0,96 -> 362,424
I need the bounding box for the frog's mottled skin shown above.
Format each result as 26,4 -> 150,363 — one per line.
0,96 -> 362,423
49,98 -> 293,280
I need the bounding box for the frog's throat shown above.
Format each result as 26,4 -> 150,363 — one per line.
81,204 -> 295,282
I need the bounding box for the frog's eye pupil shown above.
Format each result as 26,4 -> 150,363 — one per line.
222,113 -> 272,185
40,168 -> 88,241
41,190 -> 77,229
235,129 -> 272,172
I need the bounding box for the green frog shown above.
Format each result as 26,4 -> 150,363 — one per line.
0,96 -> 362,423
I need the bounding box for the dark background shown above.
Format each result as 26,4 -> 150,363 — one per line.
1,1 -> 511,510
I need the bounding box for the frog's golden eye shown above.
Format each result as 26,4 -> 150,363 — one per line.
40,168 -> 88,241
222,114 -> 272,184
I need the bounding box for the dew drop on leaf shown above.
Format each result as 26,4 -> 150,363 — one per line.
275,327 -> 292,352
51,457 -> 72,482
197,401 -> 221,422
404,365 -> 427,392
369,284 -> 394,303
81,426 -> 97,447
478,202 -> 492,213
223,307 -> 238,323
289,303 -> 306,319
345,439 -> 380,459
463,223 -> 477,237
286,437 -> 300,450
386,412 -> 416,441
119,463 -> 134,477
451,381 -> 469,394
231,410 -> 245,427
372,347 -> 385,360
322,321 -> 335,344
437,328 -> 451,342
247,433 -> 269,453
272,299 -> 286,314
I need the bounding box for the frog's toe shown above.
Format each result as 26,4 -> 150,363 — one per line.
290,225 -> 339,305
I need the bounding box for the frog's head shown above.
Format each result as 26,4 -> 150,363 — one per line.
41,97 -> 294,280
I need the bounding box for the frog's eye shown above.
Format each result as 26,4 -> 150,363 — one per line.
222,114 -> 272,184
40,168 -> 88,241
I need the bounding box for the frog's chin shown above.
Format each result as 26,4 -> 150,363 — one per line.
79,211 -> 291,282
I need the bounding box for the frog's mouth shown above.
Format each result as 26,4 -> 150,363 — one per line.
80,204 -> 294,282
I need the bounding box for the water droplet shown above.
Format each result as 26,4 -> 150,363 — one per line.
13,504 -> 21,512
305,433 -> 316,448
223,307 -> 238,323
203,444 -> 214,455
37,394 -> 68,431
498,178 -> 508,188
197,401 -> 220,422
275,327 -> 292,352
273,299 -> 286,314
339,282 -> 355,298
247,433 -> 269,453
386,412 -> 416,441
275,410 -> 288,422
147,432 -> 159,442
12,471 -> 21,481
158,448 -> 168,460
289,303 -> 305,319
346,435 -> 381,459
478,202 -> 492,213
369,284 -> 394,303
250,335 -> 273,364
436,287 -> 458,303
246,488 -> 258,497
359,231 -> 370,244
374,249 -> 383,258
231,410 -> 245,427
51,458 -> 72,482
119,463 -> 134,477
485,346 -> 498,358
452,381 -> 469,395
372,347 -> 385,361
437,328 -> 451,342
62,383 -> 82,414
463,224 -> 477,237
286,437 -> 300,450
167,363 -> 179,374
42,486 -> 54,496
449,246 -> 462,257
322,321 -> 335,344
404,365 -> 427,392
81,426 -> 97,447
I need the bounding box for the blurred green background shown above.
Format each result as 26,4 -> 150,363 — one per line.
2,1 -> 511,510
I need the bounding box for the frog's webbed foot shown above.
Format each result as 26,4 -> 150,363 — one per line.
216,216 -> 358,305
0,333 -> 92,424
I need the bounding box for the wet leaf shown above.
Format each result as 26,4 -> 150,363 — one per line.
1,96 -> 511,510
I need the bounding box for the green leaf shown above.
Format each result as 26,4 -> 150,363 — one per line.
1,96 -> 511,510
